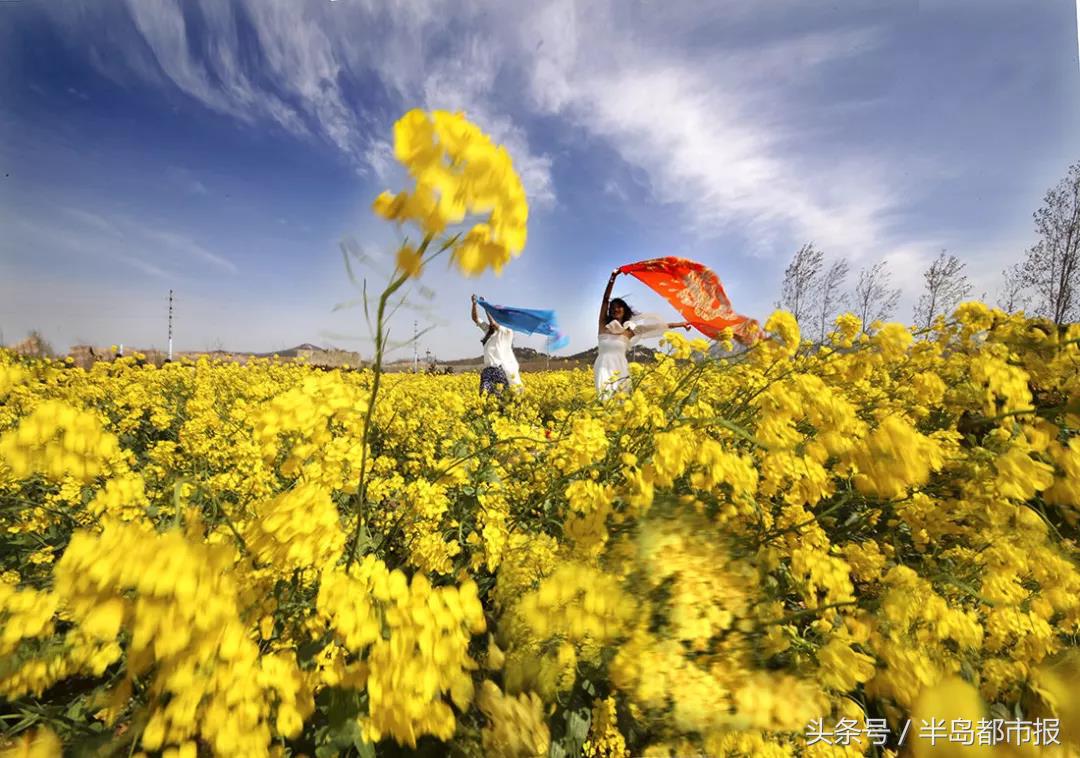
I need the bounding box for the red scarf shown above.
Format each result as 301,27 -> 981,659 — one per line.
618,257 -> 761,345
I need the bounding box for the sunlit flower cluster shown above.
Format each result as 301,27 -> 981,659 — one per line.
245,483 -> 345,574
315,554 -> 486,746
0,399 -> 120,483
374,109 -> 529,277
3,299 -> 1080,756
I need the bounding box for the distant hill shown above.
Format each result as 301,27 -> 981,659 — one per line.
65,342 -> 363,370
441,345 -> 550,367
61,339 -> 676,373
254,343 -> 337,358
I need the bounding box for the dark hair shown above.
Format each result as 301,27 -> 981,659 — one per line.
607,298 -> 634,325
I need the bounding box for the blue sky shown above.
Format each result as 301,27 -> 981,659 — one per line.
2,0 -> 1079,360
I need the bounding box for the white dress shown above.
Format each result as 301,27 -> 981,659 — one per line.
594,316 -> 667,398
478,320 -> 522,386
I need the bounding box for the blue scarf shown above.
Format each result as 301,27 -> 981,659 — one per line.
477,298 -> 570,352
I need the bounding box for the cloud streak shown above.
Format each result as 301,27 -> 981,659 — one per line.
510,2 -> 908,257
60,206 -> 238,275
22,0 -> 1075,360
39,0 -> 923,255
45,0 -> 559,206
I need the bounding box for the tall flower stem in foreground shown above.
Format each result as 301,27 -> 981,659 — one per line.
342,108 -> 530,567
346,237 -> 430,568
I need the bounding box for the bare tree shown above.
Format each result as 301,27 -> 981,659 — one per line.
14,330 -> 56,358
814,259 -> 850,342
778,243 -> 823,326
913,250 -> 972,329
997,262 -> 1029,314
851,261 -> 901,330
1020,162 -> 1080,325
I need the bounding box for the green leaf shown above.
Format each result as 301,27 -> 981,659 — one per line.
64,699 -> 86,721
354,735 -> 377,758
568,708 -> 591,742
335,721 -> 364,748
350,522 -> 377,557
70,732 -> 117,758
297,635 -> 330,666
549,705 -> 591,758
316,687 -> 372,756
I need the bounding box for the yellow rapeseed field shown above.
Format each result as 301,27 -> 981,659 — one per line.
2,110 -> 1080,758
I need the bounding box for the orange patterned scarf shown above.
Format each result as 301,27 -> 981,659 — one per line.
618,257 -> 761,345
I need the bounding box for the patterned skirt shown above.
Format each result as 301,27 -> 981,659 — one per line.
479,366 -> 509,394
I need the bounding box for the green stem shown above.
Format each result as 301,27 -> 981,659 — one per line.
207,488 -> 252,558
666,414 -> 770,450
980,406 -> 1041,422
345,234 -> 433,568
757,491 -> 855,545
759,600 -> 860,627
433,433 -> 556,479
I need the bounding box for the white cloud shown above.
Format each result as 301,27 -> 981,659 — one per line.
419,46 -> 556,206
603,179 -> 628,202
123,0 -> 258,125
15,0 -> 1069,357
523,0 -> 580,112
9,212 -> 176,281
117,0 -> 319,143
49,1 -> 904,246
239,1 -> 360,157
140,228 -> 239,274
56,0 -> 556,206
60,206 -> 239,275
62,207 -> 118,234
362,139 -> 395,181
112,252 -> 174,280
508,2 -> 903,258
164,167 -> 209,195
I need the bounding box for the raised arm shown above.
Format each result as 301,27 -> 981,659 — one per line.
599,269 -> 618,332
667,321 -> 692,330
471,294 -> 483,326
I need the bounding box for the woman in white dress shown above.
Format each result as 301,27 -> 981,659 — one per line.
595,269 -> 689,398
472,294 -> 522,394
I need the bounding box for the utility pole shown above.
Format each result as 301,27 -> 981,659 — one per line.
413,320 -> 418,373
167,290 -> 174,361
